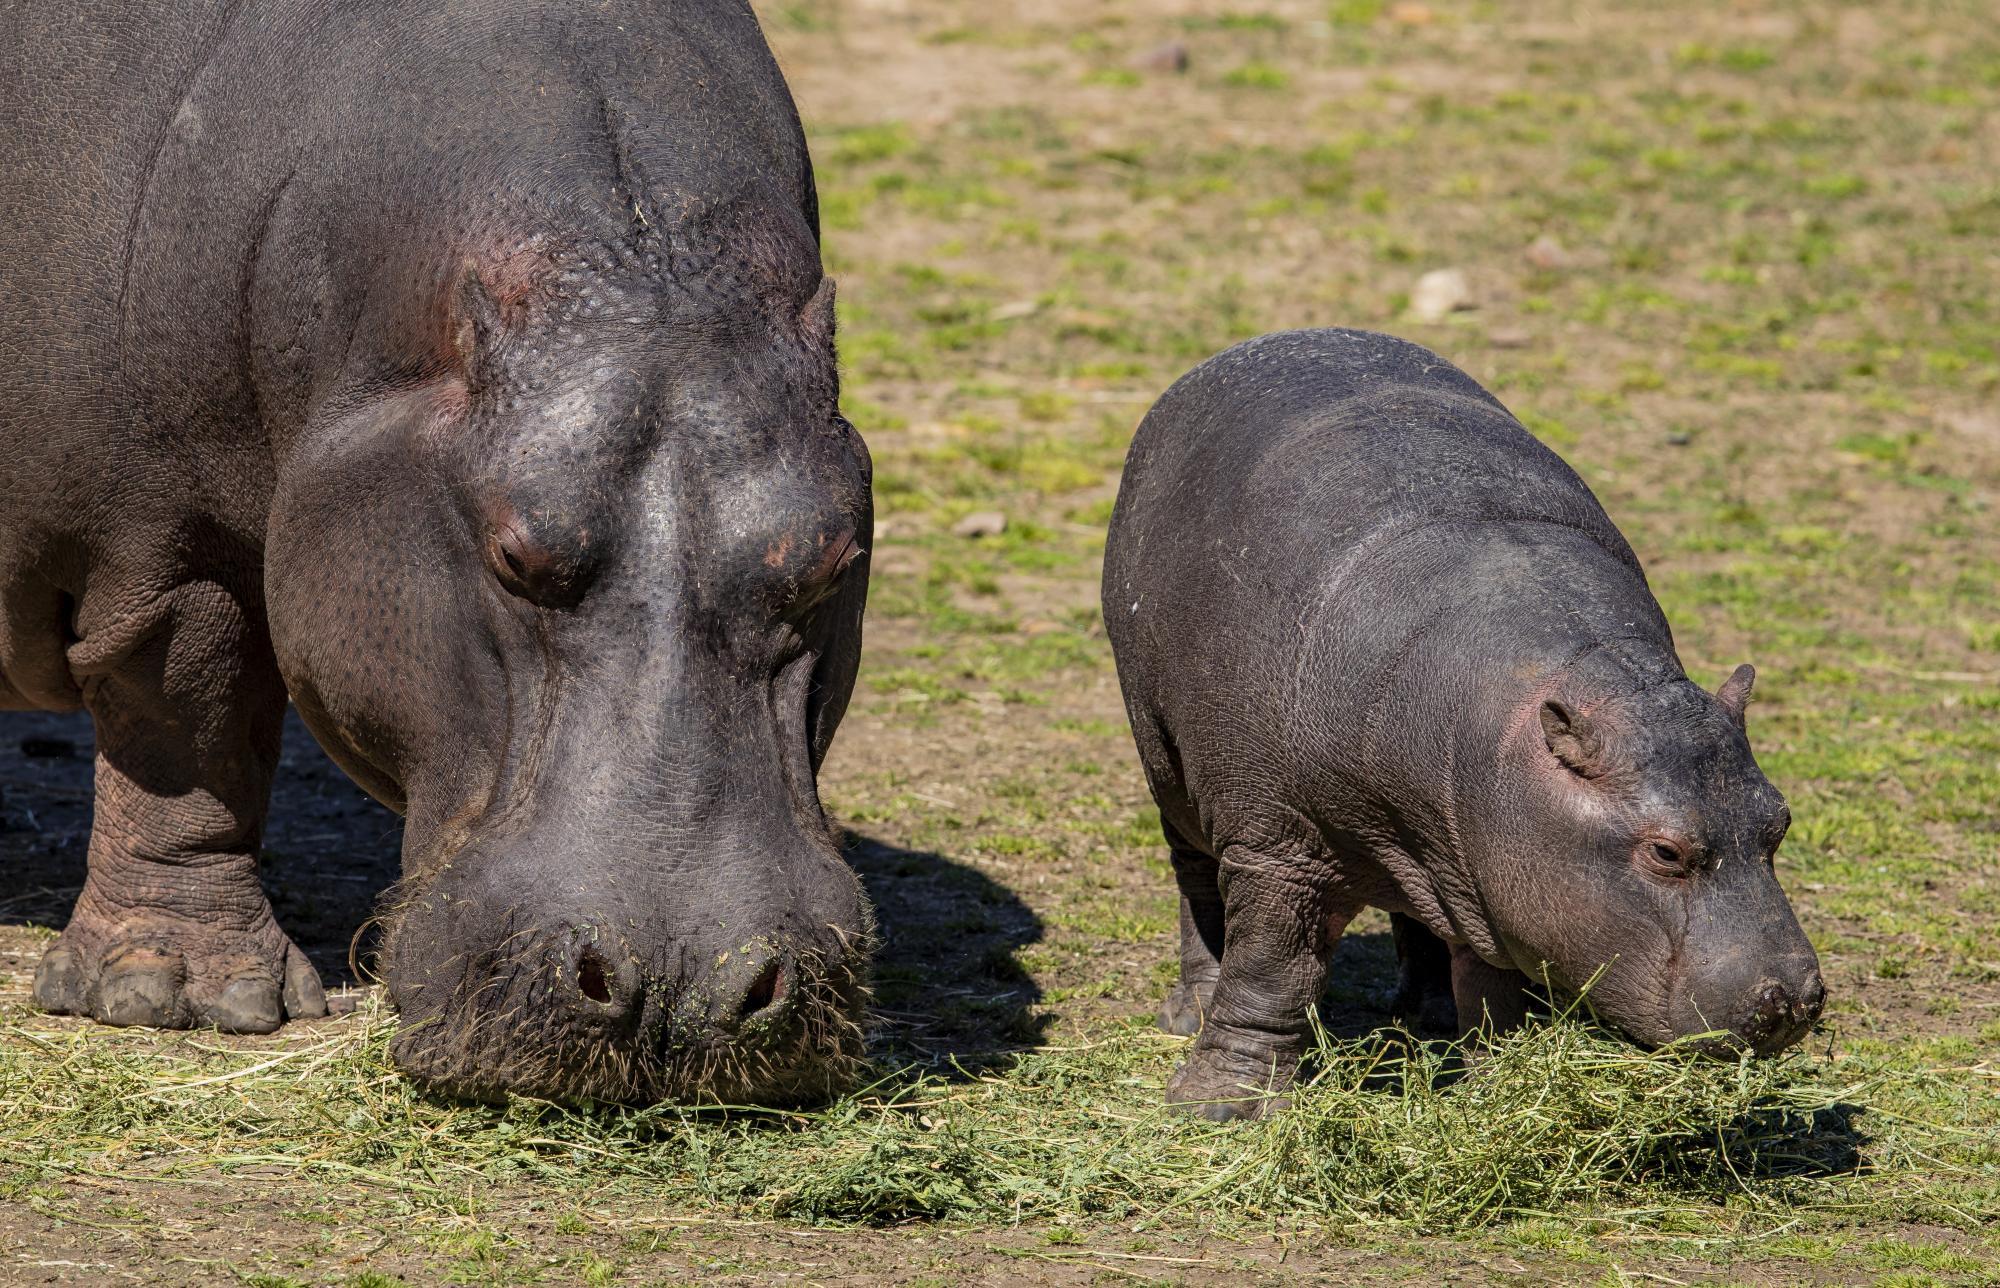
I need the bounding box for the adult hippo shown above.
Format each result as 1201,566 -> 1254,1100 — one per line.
1103,330 -> 1824,1119
0,0 -> 874,1105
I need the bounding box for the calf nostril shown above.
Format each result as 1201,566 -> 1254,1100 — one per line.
740,958 -> 784,1021
577,948 -> 612,1004
1800,972 -> 1827,1021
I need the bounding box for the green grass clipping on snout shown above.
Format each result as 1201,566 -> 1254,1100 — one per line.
4,995 -> 1993,1234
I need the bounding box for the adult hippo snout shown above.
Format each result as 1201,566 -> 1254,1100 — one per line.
384,822 -> 871,1104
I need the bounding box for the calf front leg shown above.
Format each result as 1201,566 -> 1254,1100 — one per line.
32,578 -> 325,1033
1166,846 -> 1349,1121
1449,944 -> 1530,1039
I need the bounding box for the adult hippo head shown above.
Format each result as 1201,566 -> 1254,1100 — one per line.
249,14 -> 873,1102
267,214 -> 871,1102
263,189 -> 875,1101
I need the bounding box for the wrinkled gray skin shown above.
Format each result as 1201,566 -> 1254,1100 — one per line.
0,0 -> 874,1104
1103,330 -> 1824,1120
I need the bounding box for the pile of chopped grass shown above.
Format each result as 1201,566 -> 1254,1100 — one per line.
2,999 -> 1993,1235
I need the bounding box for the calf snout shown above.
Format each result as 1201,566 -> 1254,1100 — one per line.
1737,968 -> 1826,1056
1681,962 -> 1826,1058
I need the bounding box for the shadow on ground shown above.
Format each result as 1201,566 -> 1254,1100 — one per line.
845,831 -> 1051,1071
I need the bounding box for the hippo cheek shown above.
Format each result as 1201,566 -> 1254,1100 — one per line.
1514,920 -> 1687,1049
1478,861 -> 1689,1046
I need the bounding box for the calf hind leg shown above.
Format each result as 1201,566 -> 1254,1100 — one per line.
1389,911 -> 1459,1034
1159,825 -> 1224,1038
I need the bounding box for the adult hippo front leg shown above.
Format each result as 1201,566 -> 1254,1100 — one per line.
1166,845 -> 1349,1121
33,576 -> 325,1033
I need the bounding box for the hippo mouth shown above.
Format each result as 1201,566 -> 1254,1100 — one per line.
381,913 -> 875,1106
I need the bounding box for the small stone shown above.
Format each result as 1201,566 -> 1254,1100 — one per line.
1525,234 -> 1571,271
1387,2 -> 1435,25
991,299 -> 1041,321
1487,328 -> 1532,349
1409,268 -> 1475,323
952,511 -> 1008,539
1132,41 -> 1190,74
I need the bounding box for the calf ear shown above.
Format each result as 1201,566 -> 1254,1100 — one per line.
1539,700 -> 1605,778
1716,663 -> 1756,730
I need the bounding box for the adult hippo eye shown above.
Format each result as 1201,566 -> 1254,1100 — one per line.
790,531 -> 865,616
484,515 -> 591,609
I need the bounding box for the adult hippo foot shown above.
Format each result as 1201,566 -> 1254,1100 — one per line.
1165,1042 -> 1296,1122
34,908 -> 325,1034
1158,977 -> 1216,1038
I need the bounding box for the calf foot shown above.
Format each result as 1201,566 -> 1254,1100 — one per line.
1158,977 -> 1215,1037
1165,1038 -> 1296,1122
35,907 -> 325,1034
1391,975 -> 1459,1036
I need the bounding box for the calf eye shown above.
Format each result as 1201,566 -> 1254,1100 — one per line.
1639,839 -> 1695,880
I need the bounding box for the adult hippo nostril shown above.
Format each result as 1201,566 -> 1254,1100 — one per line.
739,957 -> 785,1024
577,948 -> 614,1006
1801,970 -> 1828,1023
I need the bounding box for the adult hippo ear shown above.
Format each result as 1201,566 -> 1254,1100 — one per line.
445,252 -> 543,398
1716,663 -> 1756,731
783,279 -> 873,773
1539,699 -> 1606,778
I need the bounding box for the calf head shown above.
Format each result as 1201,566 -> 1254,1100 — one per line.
1476,664 -> 1824,1056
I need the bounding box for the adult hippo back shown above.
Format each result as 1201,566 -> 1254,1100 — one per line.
0,0 -> 874,1105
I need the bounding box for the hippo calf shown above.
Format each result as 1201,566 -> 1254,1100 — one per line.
1103,330 -> 1824,1119
1,0 -> 872,1104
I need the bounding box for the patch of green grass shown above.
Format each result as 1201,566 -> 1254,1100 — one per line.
5,1003 -> 1993,1235
1221,62 -> 1290,91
